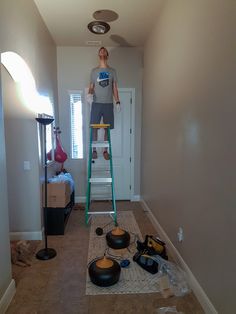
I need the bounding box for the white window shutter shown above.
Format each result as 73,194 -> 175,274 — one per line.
70,92 -> 83,159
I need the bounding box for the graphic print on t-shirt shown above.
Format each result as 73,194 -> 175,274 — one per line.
97,71 -> 109,88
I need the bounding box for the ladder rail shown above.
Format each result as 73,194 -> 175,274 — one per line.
85,127 -> 93,224
85,124 -> 117,225
108,127 -> 117,223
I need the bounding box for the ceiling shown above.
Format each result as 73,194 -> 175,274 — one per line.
33,0 -> 163,47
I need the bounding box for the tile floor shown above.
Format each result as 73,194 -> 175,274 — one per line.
7,201 -> 204,314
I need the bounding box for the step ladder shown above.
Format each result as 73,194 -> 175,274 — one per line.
85,124 -> 117,225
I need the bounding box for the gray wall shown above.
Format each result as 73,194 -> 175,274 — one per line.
57,47 -> 142,198
0,0 -> 58,235
0,58 -> 12,303
0,0 -> 58,303
2,67 -> 41,233
141,0 -> 236,313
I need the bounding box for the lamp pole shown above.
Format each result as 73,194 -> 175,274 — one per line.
35,117 -> 57,260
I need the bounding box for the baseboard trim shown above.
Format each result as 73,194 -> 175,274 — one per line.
75,196 -> 86,203
10,230 -> 43,241
131,194 -> 141,201
140,199 -> 218,314
0,279 -> 16,314
75,195 -> 141,202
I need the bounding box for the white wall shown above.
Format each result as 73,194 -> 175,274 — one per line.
57,47 -> 143,198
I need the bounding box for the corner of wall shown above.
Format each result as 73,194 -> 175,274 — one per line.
140,199 -> 218,314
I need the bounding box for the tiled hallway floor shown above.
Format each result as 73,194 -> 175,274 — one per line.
7,201 -> 204,314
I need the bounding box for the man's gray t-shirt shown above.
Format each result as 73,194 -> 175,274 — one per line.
90,67 -> 117,103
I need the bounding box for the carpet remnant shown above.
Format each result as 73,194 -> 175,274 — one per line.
11,240 -> 41,283
86,211 -> 161,295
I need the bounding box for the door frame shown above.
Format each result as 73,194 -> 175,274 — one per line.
118,88 -> 135,201
84,87 -> 136,201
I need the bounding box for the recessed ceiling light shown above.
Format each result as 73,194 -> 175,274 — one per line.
87,21 -> 110,35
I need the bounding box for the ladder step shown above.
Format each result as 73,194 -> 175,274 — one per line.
88,211 -> 115,215
86,125 -> 117,225
92,141 -> 109,148
92,173 -> 111,178
89,178 -> 112,183
91,170 -> 110,173
90,124 -> 110,129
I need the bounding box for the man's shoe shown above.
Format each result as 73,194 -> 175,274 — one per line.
92,150 -> 98,159
103,151 -> 110,160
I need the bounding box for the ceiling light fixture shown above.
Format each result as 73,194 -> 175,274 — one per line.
93,10 -> 119,22
87,21 -> 110,34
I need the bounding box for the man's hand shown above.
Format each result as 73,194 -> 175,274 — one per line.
86,93 -> 93,105
116,101 -> 121,113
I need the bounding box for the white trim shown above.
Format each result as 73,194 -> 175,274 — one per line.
10,230 -> 43,241
69,90 -> 84,160
140,199 -> 218,314
76,195 -> 140,203
0,279 -> 16,314
131,194 -> 141,201
75,196 -> 86,203
118,88 -> 135,201
130,88 -> 136,202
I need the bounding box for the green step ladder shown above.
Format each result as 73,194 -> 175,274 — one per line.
85,124 -> 117,225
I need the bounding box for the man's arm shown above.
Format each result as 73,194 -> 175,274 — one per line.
113,82 -> 120,103
88,83 -> 94,95
86,83 -> 94,105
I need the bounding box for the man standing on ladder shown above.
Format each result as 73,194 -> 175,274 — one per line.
87,47 -> 120,160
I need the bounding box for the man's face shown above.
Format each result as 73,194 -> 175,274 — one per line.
98,48 -> 108,59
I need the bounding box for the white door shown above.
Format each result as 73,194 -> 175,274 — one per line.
87,90 -> 132,200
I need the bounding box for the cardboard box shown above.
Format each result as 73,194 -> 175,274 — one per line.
42,182 -> 71,208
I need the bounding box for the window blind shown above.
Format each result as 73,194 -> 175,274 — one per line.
70,92 -> 83,159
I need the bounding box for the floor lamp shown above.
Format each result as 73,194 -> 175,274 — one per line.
35,117 -> 57,260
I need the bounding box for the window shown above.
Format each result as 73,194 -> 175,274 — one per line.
70,92 -> 83,159
46,122 -> 53,156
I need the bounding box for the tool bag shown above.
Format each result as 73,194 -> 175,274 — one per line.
133,235 -> 168,274
136,235 -> 168,260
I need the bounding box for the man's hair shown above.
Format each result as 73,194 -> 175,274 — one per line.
98,47 -> 109,57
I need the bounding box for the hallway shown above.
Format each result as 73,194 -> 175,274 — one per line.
7,202 -> 203,314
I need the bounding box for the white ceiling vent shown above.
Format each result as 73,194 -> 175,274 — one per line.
86,40 -> 102,46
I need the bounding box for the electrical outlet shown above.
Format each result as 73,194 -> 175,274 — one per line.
23,161 -> 31,170
177,227 -> 184,242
